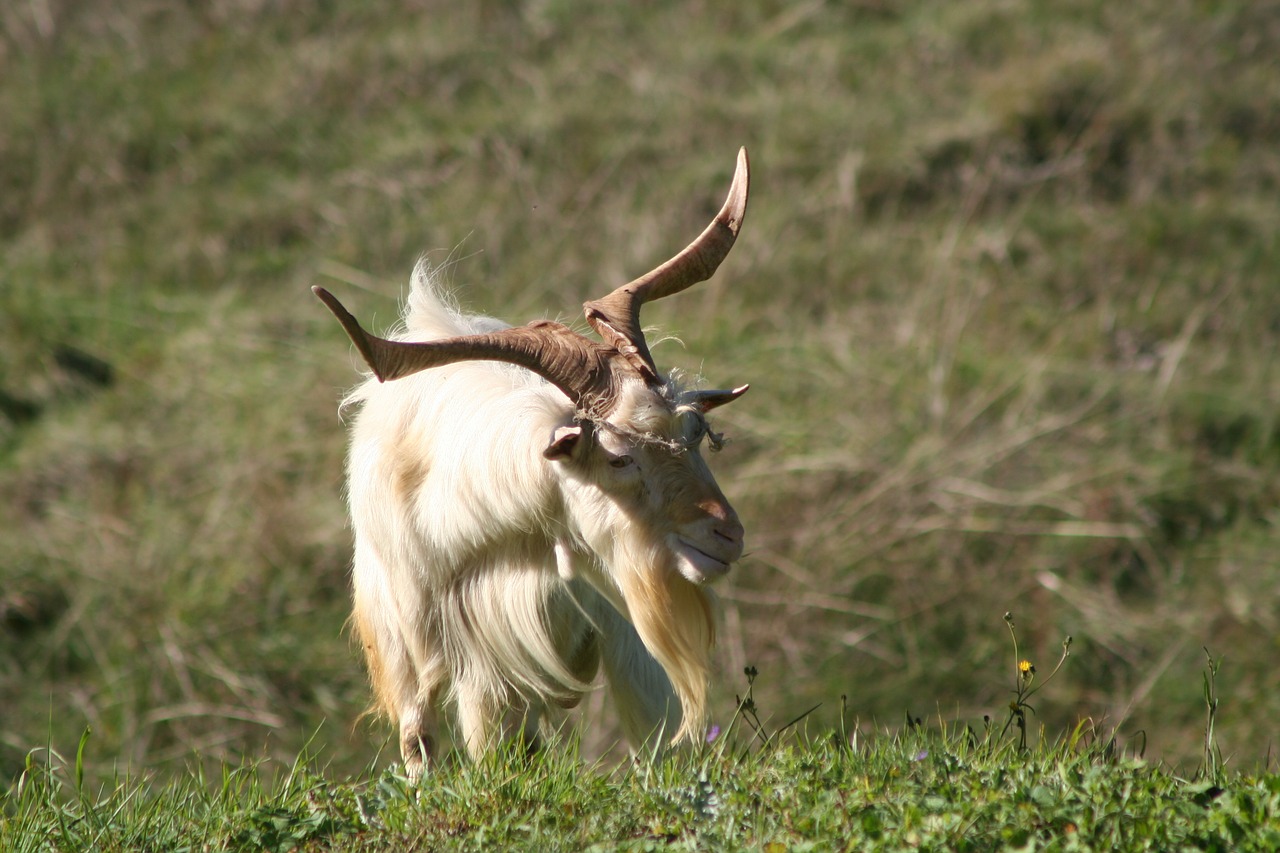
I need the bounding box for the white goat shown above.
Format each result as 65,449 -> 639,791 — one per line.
315,149 -> 751,777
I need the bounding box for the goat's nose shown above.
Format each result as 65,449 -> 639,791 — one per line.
699,498 -> 744,549
715,515 -> 745,549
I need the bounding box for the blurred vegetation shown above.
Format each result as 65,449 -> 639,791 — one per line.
2,0 -> 1278,786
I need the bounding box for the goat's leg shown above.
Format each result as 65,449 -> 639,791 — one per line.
396,653 -> 447,780
352,552 -> 448,780
397,710 -> 433,779
454,682 -> 503,760
596,607 -> 682,752
504,702 -> 547,756
455,687 -> 551,760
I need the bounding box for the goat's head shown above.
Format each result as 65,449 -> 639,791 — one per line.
541,370 -> 747,587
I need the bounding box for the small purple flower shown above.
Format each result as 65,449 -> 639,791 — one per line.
912,749 -> 928,762
706,725 -> 721,744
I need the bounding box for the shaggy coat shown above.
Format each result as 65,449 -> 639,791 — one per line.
341,269 -> 743,774
320,149 -> 750,776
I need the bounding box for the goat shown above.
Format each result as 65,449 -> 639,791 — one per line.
314,149 -> 751,777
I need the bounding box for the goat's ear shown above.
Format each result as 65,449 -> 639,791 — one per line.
543,425 -> 585,461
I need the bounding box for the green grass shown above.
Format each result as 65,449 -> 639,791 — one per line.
3,0 -> 1280,831
6,717 -> 1280,851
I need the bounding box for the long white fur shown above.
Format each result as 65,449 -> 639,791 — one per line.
341,262 -> 734,773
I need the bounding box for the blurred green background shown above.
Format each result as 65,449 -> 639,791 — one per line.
2,0 -> 1278,784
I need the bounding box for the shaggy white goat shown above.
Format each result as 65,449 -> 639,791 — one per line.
315,149 -> 751,777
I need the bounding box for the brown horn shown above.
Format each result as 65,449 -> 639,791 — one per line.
687,384 -> 750,412
313,286 -> 630,414
583,147 -> 750,379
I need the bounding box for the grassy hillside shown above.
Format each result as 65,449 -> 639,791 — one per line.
2,0 -> 1279,791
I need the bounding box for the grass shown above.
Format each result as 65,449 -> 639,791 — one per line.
2,0 -> 1280,836
6,698 -> 1280,851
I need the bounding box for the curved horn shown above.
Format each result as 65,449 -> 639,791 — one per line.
313,286 -> 629,414
583,147 -> 750,379
687,384 -> 750,412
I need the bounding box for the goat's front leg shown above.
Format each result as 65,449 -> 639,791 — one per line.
455,687 -> 547,760
597,606 -> 681,752
397,656 -> 446,781
398,710 -> 434,780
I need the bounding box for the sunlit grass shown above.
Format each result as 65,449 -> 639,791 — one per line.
6,701 -> 1278,851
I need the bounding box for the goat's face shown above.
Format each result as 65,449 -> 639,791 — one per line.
544,381 -> 744,584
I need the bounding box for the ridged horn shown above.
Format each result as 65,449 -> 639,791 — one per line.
313,286 -> 631,414
583,147 -> 750,379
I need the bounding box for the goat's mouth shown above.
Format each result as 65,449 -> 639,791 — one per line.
672,536 -> 734,583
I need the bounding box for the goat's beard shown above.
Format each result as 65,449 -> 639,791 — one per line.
609,530 -> 716,743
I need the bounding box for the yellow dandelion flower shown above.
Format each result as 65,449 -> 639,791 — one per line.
1019,660 -> 1035,676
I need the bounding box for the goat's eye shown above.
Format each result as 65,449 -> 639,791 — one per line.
608,455 -> 634,469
